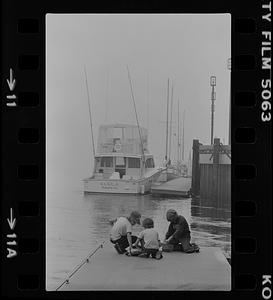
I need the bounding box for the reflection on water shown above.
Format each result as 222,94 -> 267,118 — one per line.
46,192 -> 230,290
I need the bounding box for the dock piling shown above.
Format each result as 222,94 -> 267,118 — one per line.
191,139 -> 200,196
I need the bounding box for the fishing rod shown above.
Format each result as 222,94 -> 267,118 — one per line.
126,65 -> 147,169
55,241 -> 105,291
84,66 -> 96,159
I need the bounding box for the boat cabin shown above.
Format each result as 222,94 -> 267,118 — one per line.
92,124 -> 155,180
93,154 -> 155,180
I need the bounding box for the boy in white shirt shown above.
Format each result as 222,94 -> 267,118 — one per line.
132,218 -> 163,259
110,211 -> 141,254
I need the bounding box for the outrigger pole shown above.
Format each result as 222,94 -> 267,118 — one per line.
126,65 -> 147,168
84,66 -> 96,158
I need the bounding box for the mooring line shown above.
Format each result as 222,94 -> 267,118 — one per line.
55,241 -> 106,291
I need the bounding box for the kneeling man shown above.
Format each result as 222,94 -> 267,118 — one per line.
163,209 -> 199,253
110,210 -> 141,254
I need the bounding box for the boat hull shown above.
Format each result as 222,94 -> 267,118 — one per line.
84,169 -> 163,194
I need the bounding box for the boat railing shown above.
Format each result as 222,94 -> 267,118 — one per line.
55,241 -> 105,291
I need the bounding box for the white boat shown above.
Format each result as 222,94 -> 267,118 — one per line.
83,124 -> 165,194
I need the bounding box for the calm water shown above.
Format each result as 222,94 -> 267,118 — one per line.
46,190 -> 231,290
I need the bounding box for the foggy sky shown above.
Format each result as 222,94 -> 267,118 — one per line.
46,14 -> 231,190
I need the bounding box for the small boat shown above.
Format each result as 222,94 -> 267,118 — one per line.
83,124 -> 165,194
151,176 -> 192,197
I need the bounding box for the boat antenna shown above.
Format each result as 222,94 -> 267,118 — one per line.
169,83 -> 174,162
126,65 -> 147,168
84,66 -> 96,158
165,78 -> 170,163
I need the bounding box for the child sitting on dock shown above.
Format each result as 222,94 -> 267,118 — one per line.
132,218 -> 163,259
109,211 -> 141,254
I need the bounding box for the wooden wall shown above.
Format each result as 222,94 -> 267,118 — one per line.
192,138 -> 231,208
199,163 -> 231,209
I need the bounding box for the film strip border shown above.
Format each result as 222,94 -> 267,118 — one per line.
1,2 -> 271,299
2,2 -> 45,296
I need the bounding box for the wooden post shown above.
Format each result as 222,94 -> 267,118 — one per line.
212,138 -> 220,203
191,139 -> 200,196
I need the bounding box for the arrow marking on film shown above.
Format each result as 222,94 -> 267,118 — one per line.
7,208 -> 16,230
6,68 -> 16,91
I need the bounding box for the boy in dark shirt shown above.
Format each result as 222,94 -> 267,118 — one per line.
163,209 -> 199,253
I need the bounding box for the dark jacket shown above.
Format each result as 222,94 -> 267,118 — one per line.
165,215 -> 191,241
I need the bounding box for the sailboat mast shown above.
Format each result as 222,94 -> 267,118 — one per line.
182,109 -> 185,161
146,74 -> 149,133
177,99 -> 180,162
165,78 -> 170,161
126,66 -> 146,168
169,84 -> 174,162
84,66 -> 96,158
179,117 -> 182,161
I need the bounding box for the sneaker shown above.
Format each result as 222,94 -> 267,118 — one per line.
139,252 -> 149,258
114,243 -> 125,254
155,250 -> 163,260
190,243 -> 200,252
184,244 -> 199,253
185,248 -> 195,253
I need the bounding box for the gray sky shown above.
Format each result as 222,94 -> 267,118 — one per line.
46,14 -> 231,190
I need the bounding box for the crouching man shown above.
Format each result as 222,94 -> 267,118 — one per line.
109,211 -> 141,254
163,209 -> 199,253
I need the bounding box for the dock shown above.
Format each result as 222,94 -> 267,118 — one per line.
151,177 -> 191,197
57,241 -> 231,291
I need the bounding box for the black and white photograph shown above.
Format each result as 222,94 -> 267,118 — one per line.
46,14 -> 231,290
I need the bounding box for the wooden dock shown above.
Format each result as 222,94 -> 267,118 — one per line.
151,177 -> 191,197
57,242 -> 231,291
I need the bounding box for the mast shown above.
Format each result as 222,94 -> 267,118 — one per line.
169,83 -> 174,162
84,66 -> 96,158
179,117 -> 182,161
126,66 -> 146,169
177,99 -> 180,162
182,109 -> 185,161
104,71 -> 109,123
165,78 -> 170,162
146,74 -> 149,133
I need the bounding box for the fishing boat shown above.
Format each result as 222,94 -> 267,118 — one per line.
83,124 -> 165,194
